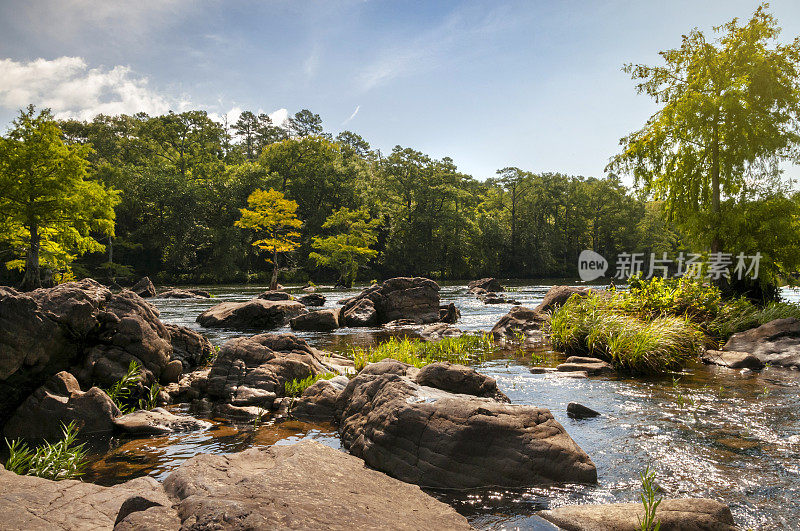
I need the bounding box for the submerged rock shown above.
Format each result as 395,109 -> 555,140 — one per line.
130,276 -> 156,298
113,407 -> 211,435
340,277 -> 441,325
4,371 -> 120,440
160,441 -> 471,530
336,360 -> 597,488
289,308 -> 340,331
0,467 -> 170,530
723,318 -> 800,369
196,298 -> 306,330
537,498 -> 736,531
701,349 -> 765,370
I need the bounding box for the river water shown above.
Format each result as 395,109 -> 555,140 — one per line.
85,282 -> 800,529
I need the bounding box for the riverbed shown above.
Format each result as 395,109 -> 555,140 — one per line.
84,282 -> 800,529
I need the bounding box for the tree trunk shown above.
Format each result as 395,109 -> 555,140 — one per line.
20,221 -> 42,291
270,248 -> 279,290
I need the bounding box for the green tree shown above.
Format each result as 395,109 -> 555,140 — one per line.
0,106 -> 119,289
608,4 -> 800,261
235,188 -> 301,289
309,207 -> 379,286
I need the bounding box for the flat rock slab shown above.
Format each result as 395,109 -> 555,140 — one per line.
723,318 -> 800,369
537,497 -> 736,531
701,350 -> 764,370
557,356 -> 615,376
0,468 -> 169,531
196,299 -> 305,330
113,407 -> 212,435
162,440 -> 471,530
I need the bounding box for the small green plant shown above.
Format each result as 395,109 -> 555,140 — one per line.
253,407 -> 267,428
638,466 -> 662,531
284,371 -> 336,397
105,360 -> 160,413
3,421 -> 88,480
201,345 -> 220,368
139,381 -> 161,410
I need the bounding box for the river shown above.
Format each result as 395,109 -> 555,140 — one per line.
84,282 -> 800,529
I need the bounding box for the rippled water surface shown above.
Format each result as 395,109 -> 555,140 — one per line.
84,282 -> 800,529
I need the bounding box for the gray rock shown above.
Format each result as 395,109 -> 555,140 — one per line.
257,290 -> 292,301
419,322 -> 464,341
113,407 -> 211,435
415,361 -> 509,402
341,297 -> 378,327
701,349 -> 765,370
567,402 -> 601,419
537,498 -> 736,531
297,293 -> 326,306
196,298 -> 306,330
341,277 -> 441,325
535,285 -> 591,314
115,504 -> 180,530
290,375 -> 350,422
468,277 -> 505,293
290,308 -> 340,331
161,440 -> 470,530
336,360 -> 597,488
491,305 -> 548,338
130,276 -> 156,298
4,371 -> 120,440
723,318 -> 800,369
0,467 -> 170,530
165,324 -> 214,371
157,288 -> 209,299
438,302 -> 461,323
557,356 -> 615,376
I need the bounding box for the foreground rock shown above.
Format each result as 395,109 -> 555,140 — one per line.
165,324 -> 214,371
340,277 -> 441,325
1,280 -> 173,428
113,407 -> 211,435
468,277 -> 505,293
196,298 -> 305,330
537,498 -> 736,531
155,441 -> 471,530
557,356 -> 615,376
290,375 -> 350,422
130,276 -> 156,298
723,318 -> 800,369
0,467 -> 170,530
4,371 -> 120,440
535,285 -> 591,314
701,350 -> 765,370
336,360 -> 597,488
289,308 -> 340,331
491,305 -> 548,339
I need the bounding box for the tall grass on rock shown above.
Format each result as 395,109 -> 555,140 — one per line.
350,334 -> 496,371
550,292 -> 703,374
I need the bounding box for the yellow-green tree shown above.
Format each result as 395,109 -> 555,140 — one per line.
309,207 -> 379,287
0,106 -> 119,290
235,188 -> 301,289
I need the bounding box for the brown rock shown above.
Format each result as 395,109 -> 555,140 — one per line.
290,375 -> 350,422
701,350 -> 765,370
196,298 -> 306,330
419,322 -> 464,341
165,324 -> 214,371
468,277 -> 505,293
130,276 -> 156,298
297,293 -> 326,306
490,305 -> 548,338
535,285 -> 591,314
341,277 -> 441,325
557,356 -> 615,376
257,290 -> 292,301
438,302 -> 461,323
157,288 -> 209,299
341,297 -> 378,327
113,407 -> 211,435
4,371 -> 120,440
290,308 -> 340,331
537,498 -> 736,531
567,402 -> 601,419
723,318 -> 800,369
162,440 -> 470,530
415,361 -> 509,402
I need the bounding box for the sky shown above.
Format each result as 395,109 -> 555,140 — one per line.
1,0 -> 799,182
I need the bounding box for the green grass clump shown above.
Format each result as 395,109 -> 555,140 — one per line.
711,300 -> 800,339
3,421 -> 88,480
550,292 -> 703,374
284,371 -> 336,397
350,334 -> 496,371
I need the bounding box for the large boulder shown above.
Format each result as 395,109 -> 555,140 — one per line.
415,362 -> 509,402
701,349 -> 765,370
160,441 -> 470,530
340,277 -> 440,326
722,318 -> 800,369
341,298 -> 378,327
490,305 -> 548,339
3,371 -> 120,440
290,308 -> 340,331
130,276 -> 156,298
1,280 -> 173,428
196,298 -> 306,330
165,324 -> 214,371
0,467 -> 170,530
297,293 -> 326,307
336,360 -> 597,488
537,498 -> 736,531
535,285 -> 591,314
290,375 -> 350,422
468,277 -> 505,293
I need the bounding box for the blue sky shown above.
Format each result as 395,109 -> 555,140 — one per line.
1,0 -> 799,181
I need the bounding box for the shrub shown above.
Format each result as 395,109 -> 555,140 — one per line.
550,292 -> 703,374
284,371 -> 336,397
3,421 -> 88,480
350,334 -> 496,371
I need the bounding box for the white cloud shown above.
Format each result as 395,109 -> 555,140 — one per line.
342,105 -> 360,125
0,56 -> 172,120
269,108 -> 289,127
